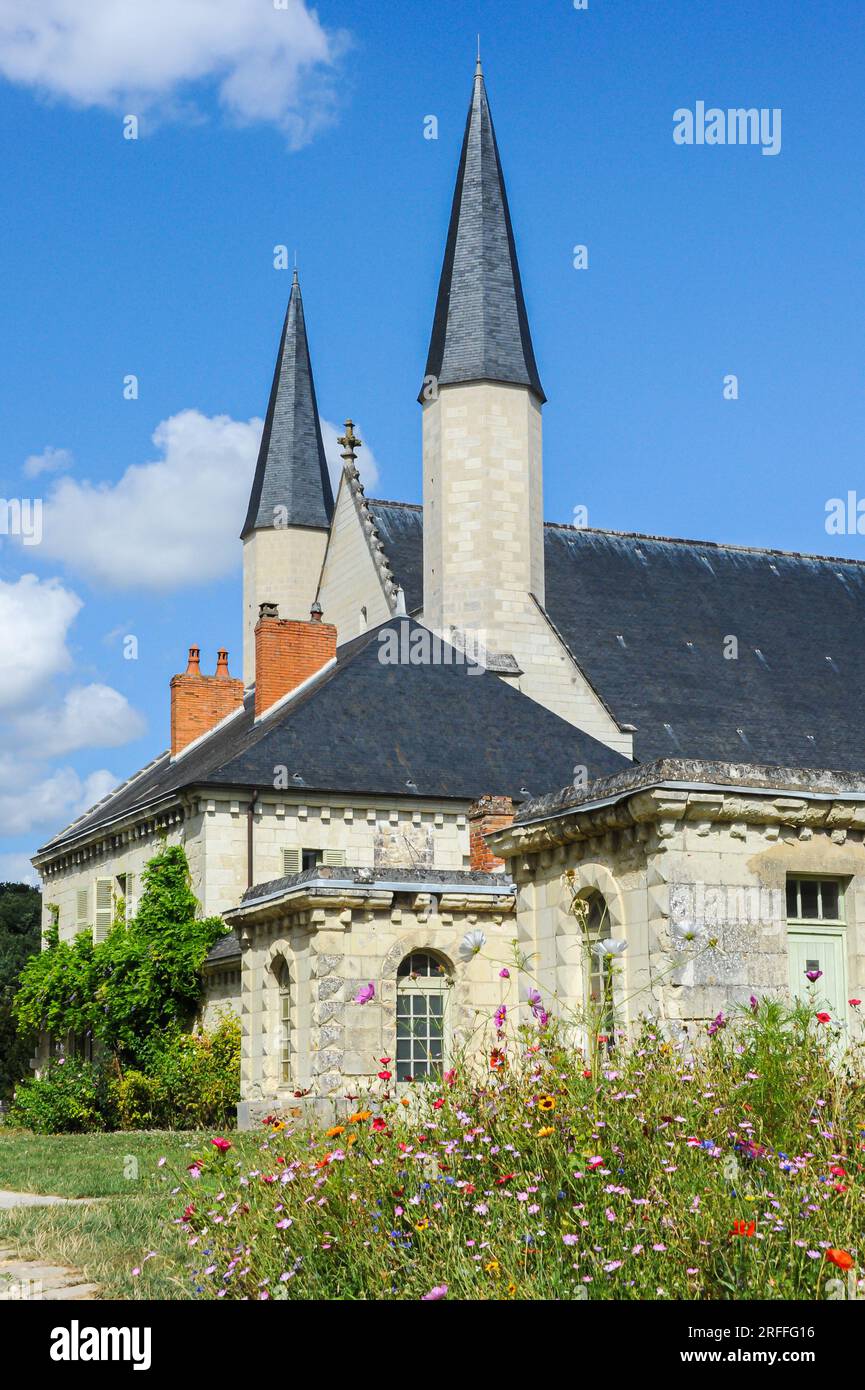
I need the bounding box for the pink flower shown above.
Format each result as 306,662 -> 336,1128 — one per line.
354,982 -> 375,1006
211,1137 -> 232,1153
421,1284 -> 448,1300
816,1012 -> 831,1024
499,968 -> 510,978
850,999 -> 862,1007
562,1233 -> 579,1246
805,969 -> 823,983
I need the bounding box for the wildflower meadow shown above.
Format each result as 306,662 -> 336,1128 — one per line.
158,928 -> 864,1302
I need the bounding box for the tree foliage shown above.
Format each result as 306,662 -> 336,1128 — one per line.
13,844 -> 226,1067
0,882 -> 42,1102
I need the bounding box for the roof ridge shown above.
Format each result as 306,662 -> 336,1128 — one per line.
544,520 -> 865,568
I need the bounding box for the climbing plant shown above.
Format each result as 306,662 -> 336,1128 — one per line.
13,843 -> 226,1067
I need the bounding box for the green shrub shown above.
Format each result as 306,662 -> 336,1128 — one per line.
8,1057 -> 107,1134
112,1069 -> 166,1130
143,1014 -> 241,1130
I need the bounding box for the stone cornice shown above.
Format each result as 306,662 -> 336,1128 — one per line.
489,765 -> 865,857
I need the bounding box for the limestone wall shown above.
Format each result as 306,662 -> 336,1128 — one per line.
509,796 -> 865,1042
236,895 -> 513,1127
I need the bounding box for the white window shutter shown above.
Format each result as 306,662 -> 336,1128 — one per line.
282,847 -> 302,876
94,878 -> 113,942
322,848 -> 345,867
124,872 -> 135,919
76,888 -> 89,928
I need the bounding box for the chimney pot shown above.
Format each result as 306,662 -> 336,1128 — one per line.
259,602 -> 279,622
310,601 -> 323,622
171,645 -> 243,756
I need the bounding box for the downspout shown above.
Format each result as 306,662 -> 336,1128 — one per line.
247,788 -> 259,889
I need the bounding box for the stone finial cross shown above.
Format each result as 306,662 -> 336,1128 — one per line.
337,419 -> 362,469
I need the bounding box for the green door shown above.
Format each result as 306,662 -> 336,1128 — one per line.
788,931 -> 848,1038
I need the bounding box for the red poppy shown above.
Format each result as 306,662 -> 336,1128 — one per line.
730,1219 -> 756,1237
379,1057 -> 391,1065
371,1116 -> 387,1132
495,1172 -> 516,1185
582,1069 -> 592,1078
378,1070 -> 392,1081
432,1098 -> 445,1109
816,1012 -> 831,1024
463,1184 -> 475,1195
182,1204 -> 196,1222
826,1248 -> 854,1271
829,1165 -> 847,1177
850,999 -> 862,1007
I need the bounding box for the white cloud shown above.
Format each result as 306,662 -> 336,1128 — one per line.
0,0 -> 344,147
0,759 -> 118,838
39,409 -> 261,590
14,683 -> 146,758
321,419 -> 380,492
37,409 -> 383,590
23,445 -> 73,479
0,853 -> 42,887
0,574 -> 82,709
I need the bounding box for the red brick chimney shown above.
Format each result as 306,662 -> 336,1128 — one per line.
254,602 -> 338,718
468,795 -> 515,871
170,646 -> 244,756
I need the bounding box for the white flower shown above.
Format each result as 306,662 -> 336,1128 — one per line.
593,938 -> 627,958
459,928 -> 486,962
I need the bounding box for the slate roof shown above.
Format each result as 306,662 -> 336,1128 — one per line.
364,503 -> 865,774
420,62 -> 545,403
241,271 -> 334,537
37,617 -> 628,857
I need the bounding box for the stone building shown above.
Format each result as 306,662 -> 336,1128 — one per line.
34,60 -> 865,1123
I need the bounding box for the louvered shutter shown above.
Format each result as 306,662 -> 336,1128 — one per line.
123,872 -> 135,920
94,879 -> 113,942
282,847 -> 302,876
322,849 -> 345,867
76,888 -> 89,928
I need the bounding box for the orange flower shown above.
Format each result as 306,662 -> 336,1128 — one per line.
325,1125 -> 345,1138
826,1248 -> 855,1271
490,1048 -> 506,1072
537,1126 -> 555,1138
348,1111 -> 372,1124
730,1219 -> 756,1237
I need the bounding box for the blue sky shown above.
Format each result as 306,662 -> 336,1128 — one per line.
1,0 -> 864,880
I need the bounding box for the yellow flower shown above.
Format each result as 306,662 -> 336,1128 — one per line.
347,1134 -> 358,1146
506,1282 -> 517,1297
348,1111 -> 372,1124
537,1126 -> 555,1138
484,1259 -> 500,1275
325,1125 -> 345,1138
538,1095 -> 556,1113
415,1217 -> 430,1232
270,1121 -> 286,1133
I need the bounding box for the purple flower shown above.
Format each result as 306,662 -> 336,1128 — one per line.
499,968 -> 510,979
805,969 -> 823,983
707,1011 -> 726,1037
354,982 -> 375,1006
494,1004 -> 507,1030
526,988 -> 547,1022
749,995 -> 758,1012
421,1284 -> 448,1300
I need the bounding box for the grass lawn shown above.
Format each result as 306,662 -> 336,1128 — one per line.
0,1129 -> 264,1300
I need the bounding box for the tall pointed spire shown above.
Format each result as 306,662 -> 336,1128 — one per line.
242,271 -> 334,539
420,61 -> 545,403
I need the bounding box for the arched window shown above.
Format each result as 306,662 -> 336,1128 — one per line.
276,958 -> 291,1085
583,892 -> 615,1042
396,952 -> 449,1082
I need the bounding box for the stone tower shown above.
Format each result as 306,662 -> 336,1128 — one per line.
241,271 -> 334,685
421,58 -> 546,662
